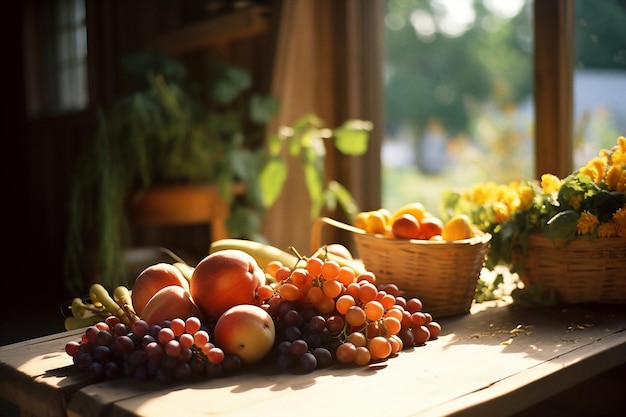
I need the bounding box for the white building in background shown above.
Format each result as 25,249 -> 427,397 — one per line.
574,69 -> 626,131
382,68 -> 626,170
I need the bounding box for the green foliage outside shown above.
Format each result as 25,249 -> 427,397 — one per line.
382,0 -> 626,217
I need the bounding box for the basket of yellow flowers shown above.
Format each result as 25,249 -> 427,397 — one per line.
442,135 -> 626,305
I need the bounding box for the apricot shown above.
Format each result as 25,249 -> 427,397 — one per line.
442,214 -> 475,241
131,263 -> 189,316
213,304 -> 275,365
140,285 -> 201,326
391,214 -> 421,239
417,216 -> 444,240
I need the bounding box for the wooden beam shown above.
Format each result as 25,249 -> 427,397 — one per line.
154,6 -> 272,56
534,0 -> 574,178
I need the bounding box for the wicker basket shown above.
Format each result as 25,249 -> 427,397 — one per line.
515,234 -> 626,304
311,217 -> 492,317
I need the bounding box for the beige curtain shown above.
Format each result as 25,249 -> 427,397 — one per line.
262,0 -> 384,255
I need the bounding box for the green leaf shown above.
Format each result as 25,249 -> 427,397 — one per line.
259,158 -> 288,208
333,120 -> 372,155
217,166 -> 234,204
288,132 -> 303,157
121,49 -> 187,86
304,163 -> 325,218
209,64 -> 251,105
544,210 -> 578,241
292,114 -> 323,131
266,133 -> 282,157
327,180 -> 360,220
230,148 -> 257,182
227,206 -> 263,239
212,110 -> 242,136
583,190 -> 626,222
249,95 -> 279,124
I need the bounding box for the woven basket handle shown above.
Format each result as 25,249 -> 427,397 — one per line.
310,217 -> 366,254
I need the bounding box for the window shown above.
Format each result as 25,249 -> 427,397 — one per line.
25,0 -> 88,116
573,0 -> 626,166
382,0 -> 534,214
381,0 -> 626,216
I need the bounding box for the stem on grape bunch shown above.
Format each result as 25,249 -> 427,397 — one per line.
288,245 -> 307,261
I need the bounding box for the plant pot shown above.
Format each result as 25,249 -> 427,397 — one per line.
129,183 -> 245,241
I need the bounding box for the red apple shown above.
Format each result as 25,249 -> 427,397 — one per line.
212,304 -> 275,365
190,249 -> 266,321
131,263 -> 189,316
140,285 -> 200,326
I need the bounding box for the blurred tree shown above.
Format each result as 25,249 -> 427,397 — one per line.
384,0 -> 533,138
575,0 -> 626,69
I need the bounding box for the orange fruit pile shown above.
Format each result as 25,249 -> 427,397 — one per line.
354,203 -> 475,241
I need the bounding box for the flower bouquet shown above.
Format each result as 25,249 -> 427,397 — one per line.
442,135 -> 626,305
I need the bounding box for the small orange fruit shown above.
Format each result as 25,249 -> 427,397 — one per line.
376,208 -> 392,225
354,211 -> 369,230
441,214 -> 475,241
391,214 -> 421,239
366,211 -> 388,235
391,202 -> 427,224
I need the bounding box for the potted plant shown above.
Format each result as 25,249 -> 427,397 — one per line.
64,50 -> 373,294
64,50 -> 279,293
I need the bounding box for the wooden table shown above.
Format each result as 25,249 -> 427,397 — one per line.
2,300 -> 625,417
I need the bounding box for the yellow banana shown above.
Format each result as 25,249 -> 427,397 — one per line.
90,283 -> 131,326
113,285 -> 139,324
310,246 -> 367,276
210,239 -> 305,270
173,261 -> 195,282
70,297 -> 107,319
209,238 -> 367,275
64,315 -> 108,331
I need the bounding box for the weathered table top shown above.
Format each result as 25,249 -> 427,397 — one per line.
2,300 -> 625,417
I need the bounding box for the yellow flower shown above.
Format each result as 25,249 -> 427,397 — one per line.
517,183 -> 535,210
570,194 -> 583,210
576,211 -> 599,236
611,148 -> 626,167
468,182 -> 494,205
618,171 -> 626,193
541,173 -> 561,194
580,157 -> 606,184
608,136 -> 626,167
614,207 -> 626,238
618,136 -> 626,154
605,164 -> 622,191
493,201 -> 510,223
597,222 -> 617,238
502,188 -> 521,213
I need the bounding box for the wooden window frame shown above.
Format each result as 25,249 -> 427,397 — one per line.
533,0 -> 574,179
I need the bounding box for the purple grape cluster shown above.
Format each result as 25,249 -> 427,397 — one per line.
265,299 -> 334,373
65,315 -> 241,384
